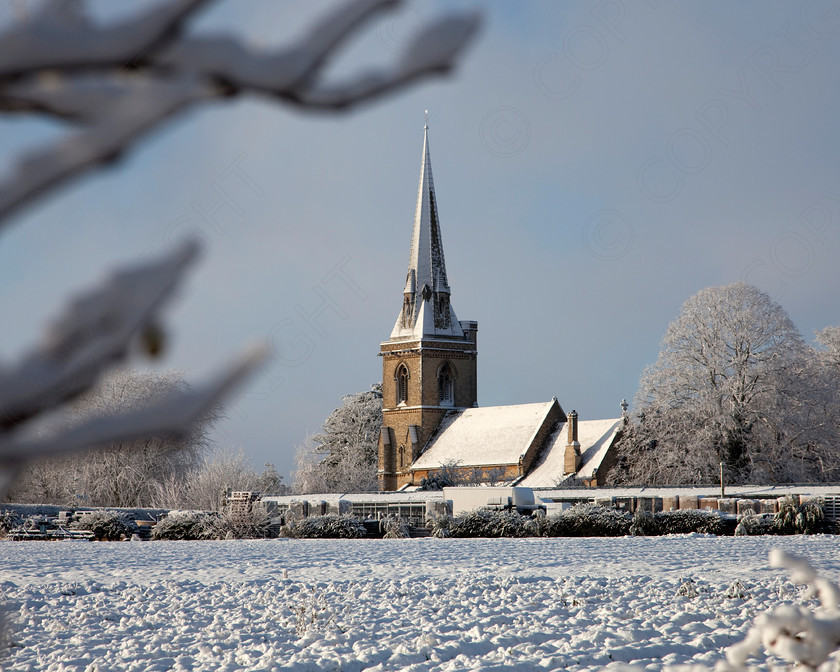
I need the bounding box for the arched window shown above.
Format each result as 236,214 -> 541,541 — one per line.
396,364 -> 409,405
438,363 -> 454,406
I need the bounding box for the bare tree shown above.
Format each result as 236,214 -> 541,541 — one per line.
0,1 -> 480,498
154,447 -> 288,511
292,384 -> 382,493
609,283 -> 840,485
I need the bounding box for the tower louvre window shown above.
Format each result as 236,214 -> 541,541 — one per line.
438,363 -> 454,406
434,294 -> 451,329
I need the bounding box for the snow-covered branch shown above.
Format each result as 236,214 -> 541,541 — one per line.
718,551 -> 840,672
0,0 -> 209,80
0,0 -> 480,225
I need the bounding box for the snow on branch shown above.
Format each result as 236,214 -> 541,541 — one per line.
717,550 -> 840,672
0,76 -> 210,223
0,0 -> 210,80
0,0 -> 480,225
0,239 -> 201,431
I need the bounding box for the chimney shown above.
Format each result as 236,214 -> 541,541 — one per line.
564,410 -> 581,474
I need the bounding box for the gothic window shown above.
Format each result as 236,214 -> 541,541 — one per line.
438,363 -> 454,406
396,364 -> 409,405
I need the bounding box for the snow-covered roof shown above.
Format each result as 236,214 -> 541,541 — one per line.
390,125 -> 465,341
411,401 -> 556,470
519,418 -> 622,487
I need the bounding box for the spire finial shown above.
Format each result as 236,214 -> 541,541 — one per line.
424,109 -> 429,130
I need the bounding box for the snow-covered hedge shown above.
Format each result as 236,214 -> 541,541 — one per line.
282,514 -> 366,539
449,509 -> 536,538
70,510 -> 138,541
653,509 -> 729,536
150,511 -> 218,541
542,504 -> 632,537
436,504 -> 746,538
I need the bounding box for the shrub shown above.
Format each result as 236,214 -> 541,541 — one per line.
542,504 -> 632,537
775,495 -> 799,533
775,496 -> 825,534
151,510 -> 217,540
734,509 -> 761,536
214,508 -> 274,539
0,510 -> 22,538
796,498 -> 825,534
426,513 -> 453,538
379,515 -> 410,539
630,509 -> 656,536
450,509 -> 535,538
282,514 -> 366,539
70,510 -> 138,541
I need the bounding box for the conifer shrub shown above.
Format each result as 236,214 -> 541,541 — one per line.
0,510 -> 22,538
775,496 -> 825,534
282,514 -> 366,539
151,510 -> 217,540
775,495 -> 799,534
795,498 -> 825,534
70,510 -> 138,540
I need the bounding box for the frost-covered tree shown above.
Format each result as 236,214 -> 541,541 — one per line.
0,0 -> 479,498
610,283 -> 840,485
7,369 -> 217,507
293,384 -> 382,493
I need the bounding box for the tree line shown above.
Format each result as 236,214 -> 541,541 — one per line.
9,282 -> 837,503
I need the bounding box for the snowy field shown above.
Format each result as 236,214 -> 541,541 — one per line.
2,535 -> 839,671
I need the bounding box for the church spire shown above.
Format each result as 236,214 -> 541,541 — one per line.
391,119 -> 463,340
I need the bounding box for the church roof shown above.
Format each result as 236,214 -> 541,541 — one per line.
390,123 -> 464,340
519,418 -> 622,487
411,401 -> 558,469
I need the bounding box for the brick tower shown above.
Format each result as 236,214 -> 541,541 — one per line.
378,121 -> 478,491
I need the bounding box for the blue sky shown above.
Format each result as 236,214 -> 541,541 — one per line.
2,1 -> 840,480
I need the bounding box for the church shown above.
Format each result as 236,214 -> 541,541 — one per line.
377,122 -> 625,492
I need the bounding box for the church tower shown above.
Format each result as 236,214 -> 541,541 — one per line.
378,121 -> 478,491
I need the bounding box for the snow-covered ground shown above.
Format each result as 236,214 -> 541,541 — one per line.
2,535 -> 839,671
